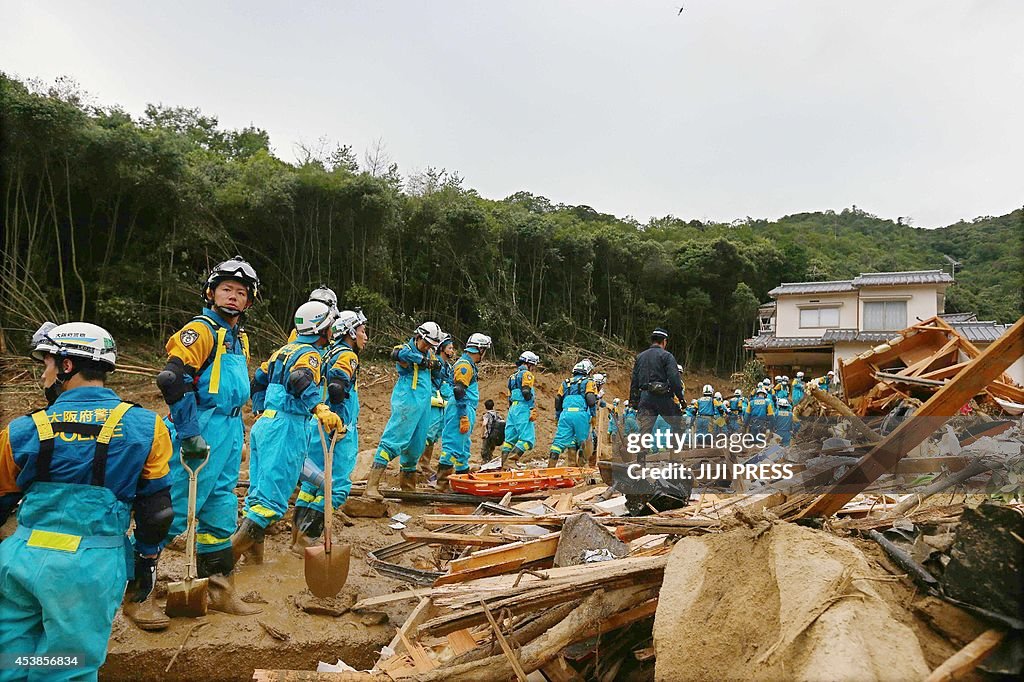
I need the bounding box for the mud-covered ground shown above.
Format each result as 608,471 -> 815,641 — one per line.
0,355 -> 730,680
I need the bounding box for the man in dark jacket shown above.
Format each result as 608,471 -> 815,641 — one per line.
628,328 -> 685,462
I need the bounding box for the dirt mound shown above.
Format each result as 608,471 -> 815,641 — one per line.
653,521 -> 930,681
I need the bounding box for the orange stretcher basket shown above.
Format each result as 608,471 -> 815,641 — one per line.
448,467 -> 597,497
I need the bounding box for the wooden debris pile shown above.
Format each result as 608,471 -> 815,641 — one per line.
840,315 -> 1024,417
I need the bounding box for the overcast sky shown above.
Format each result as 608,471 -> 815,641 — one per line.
2,0 -> 1022,227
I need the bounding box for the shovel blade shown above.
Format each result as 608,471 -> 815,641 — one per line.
304,543 -> 351,598
165,577 -> 209,618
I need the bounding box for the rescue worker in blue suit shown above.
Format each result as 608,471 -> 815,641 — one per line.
0,322 -> 174,677
156,256 -> 261,617
608,398 -> 621,439
684,399 -> 698,431
623,403 -> 640,436
773,398 -> 799,446
744,387 -> 776,438
548,360 -> 598,468
695,385 -> 725,436
815,370 -> 837,394
436,334 -> 492,491
365,322 -> 445,499
291,309 -> 368,555
280,286 -> 340,346
774,376 -> 790,403
727,389 -> 746,434
501,350 -> 540,469
419,335 -> 456,483
790,372 -> 806,407
232,301 -> 342,563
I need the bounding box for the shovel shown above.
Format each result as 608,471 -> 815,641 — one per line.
165,446 -> 210,617
304,424 -> 351,597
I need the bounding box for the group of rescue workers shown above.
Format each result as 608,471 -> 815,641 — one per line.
0,255 -> 839,679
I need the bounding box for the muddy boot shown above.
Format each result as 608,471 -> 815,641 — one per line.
197,549 -> 262,616
547,454 -> 560,469
206,574 -> 262,616
365,465 -> 385,500
290,506 -> 309,548
435,464 -> 454,493
502,446 -> 524,469
290,509 -> 324,556
123,597 -> 170,631
418,443 -> 436,479
399,469 -> 417,492
230,517 -> 265,564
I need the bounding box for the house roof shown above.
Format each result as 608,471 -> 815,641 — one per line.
744,334 -> 833,350
851,270 -> 954,287
938,312 -> 978,323
821,329 -> 898,344
951,322 -> 1009,343
767,280 -> 856,296
768,269 -> 954,298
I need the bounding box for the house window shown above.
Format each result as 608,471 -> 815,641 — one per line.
799,307 -> 840,328
863,300 -> 907,331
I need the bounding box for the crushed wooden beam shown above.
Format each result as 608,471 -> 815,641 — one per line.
922,629 -> 1006,682
400,530 -> 509,547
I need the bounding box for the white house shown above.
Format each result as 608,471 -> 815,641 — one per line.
745,270 -> 1023,384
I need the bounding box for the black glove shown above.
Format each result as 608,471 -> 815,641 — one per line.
420,357 -> 439,370
127,554 -> 158,602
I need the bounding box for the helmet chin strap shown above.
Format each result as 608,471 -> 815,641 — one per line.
214,304 -> 243,317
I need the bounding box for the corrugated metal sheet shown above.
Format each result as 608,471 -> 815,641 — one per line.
767,280 -> 855,296
952,323 -> 1008,343
852,270 -> 954,287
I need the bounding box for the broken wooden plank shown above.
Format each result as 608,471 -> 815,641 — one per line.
352,588 -> 434,611
448,533 -> 560,574
799,315 -> 1024,518
808,385 -> 882,443
922,628 -> 1006,682
433,558 -> 528,586
423,514 -> 567,527
400,530 -> 509,547
480,600 -> 529,682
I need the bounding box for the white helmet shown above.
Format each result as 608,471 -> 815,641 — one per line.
613,398 -> 620,405
31,321 -> 117,371
796,371 -> 805,379
734,389 -> 743,396
573,359 -> 594,375
294,301 -> 337,335
333,308 -> 367,339
756,387 -> 767,396
465,333 -> 492,352
774,375 -> 782,382
676,364 -> 684,374
593,373 -> 607,386
308,286 -> 339,312
777,398 -> 791,408
827,370 -> 836,377
518,350 -> 540,366
702,384 -> 713,396
415,321 -> 445,347
714,391 -> 722,400
762,377 -> 771,385
782,375 -> 789,382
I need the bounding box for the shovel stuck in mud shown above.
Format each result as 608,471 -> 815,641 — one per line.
304,425 -> 351,597
166,447 -> 210,617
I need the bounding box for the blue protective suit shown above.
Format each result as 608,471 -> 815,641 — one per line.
0,387 -> 171,681
744,395 -> 776,436
163,308 -> 250,555
790,379 -> 806,407
550,375 -> 596,459
244,337 -> 324,529
425,358 -> 454,447
438,354 -> 480,473
297,341 -> 361,513
773,407 -> 798,446
502,365 -> 537,455
695,396 -> 725,435
727,396 -> 746,434
374,338 -> 437,472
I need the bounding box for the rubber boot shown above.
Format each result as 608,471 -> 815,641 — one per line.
197,548 -> 262,616
435,464 -> 454,493
207,574 -> 263,616
230,517 -> 266,564
291,509 -> 324,557
418,443 -> 436,479
365,465 -> 385,500
291,506 -> 309,549
123,596 -> 170,631
399,469 -> 417,491
547,453 -> 560,469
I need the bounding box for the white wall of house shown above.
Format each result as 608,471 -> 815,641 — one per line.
833,342 -> 872,371
774,291 -> 859,338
